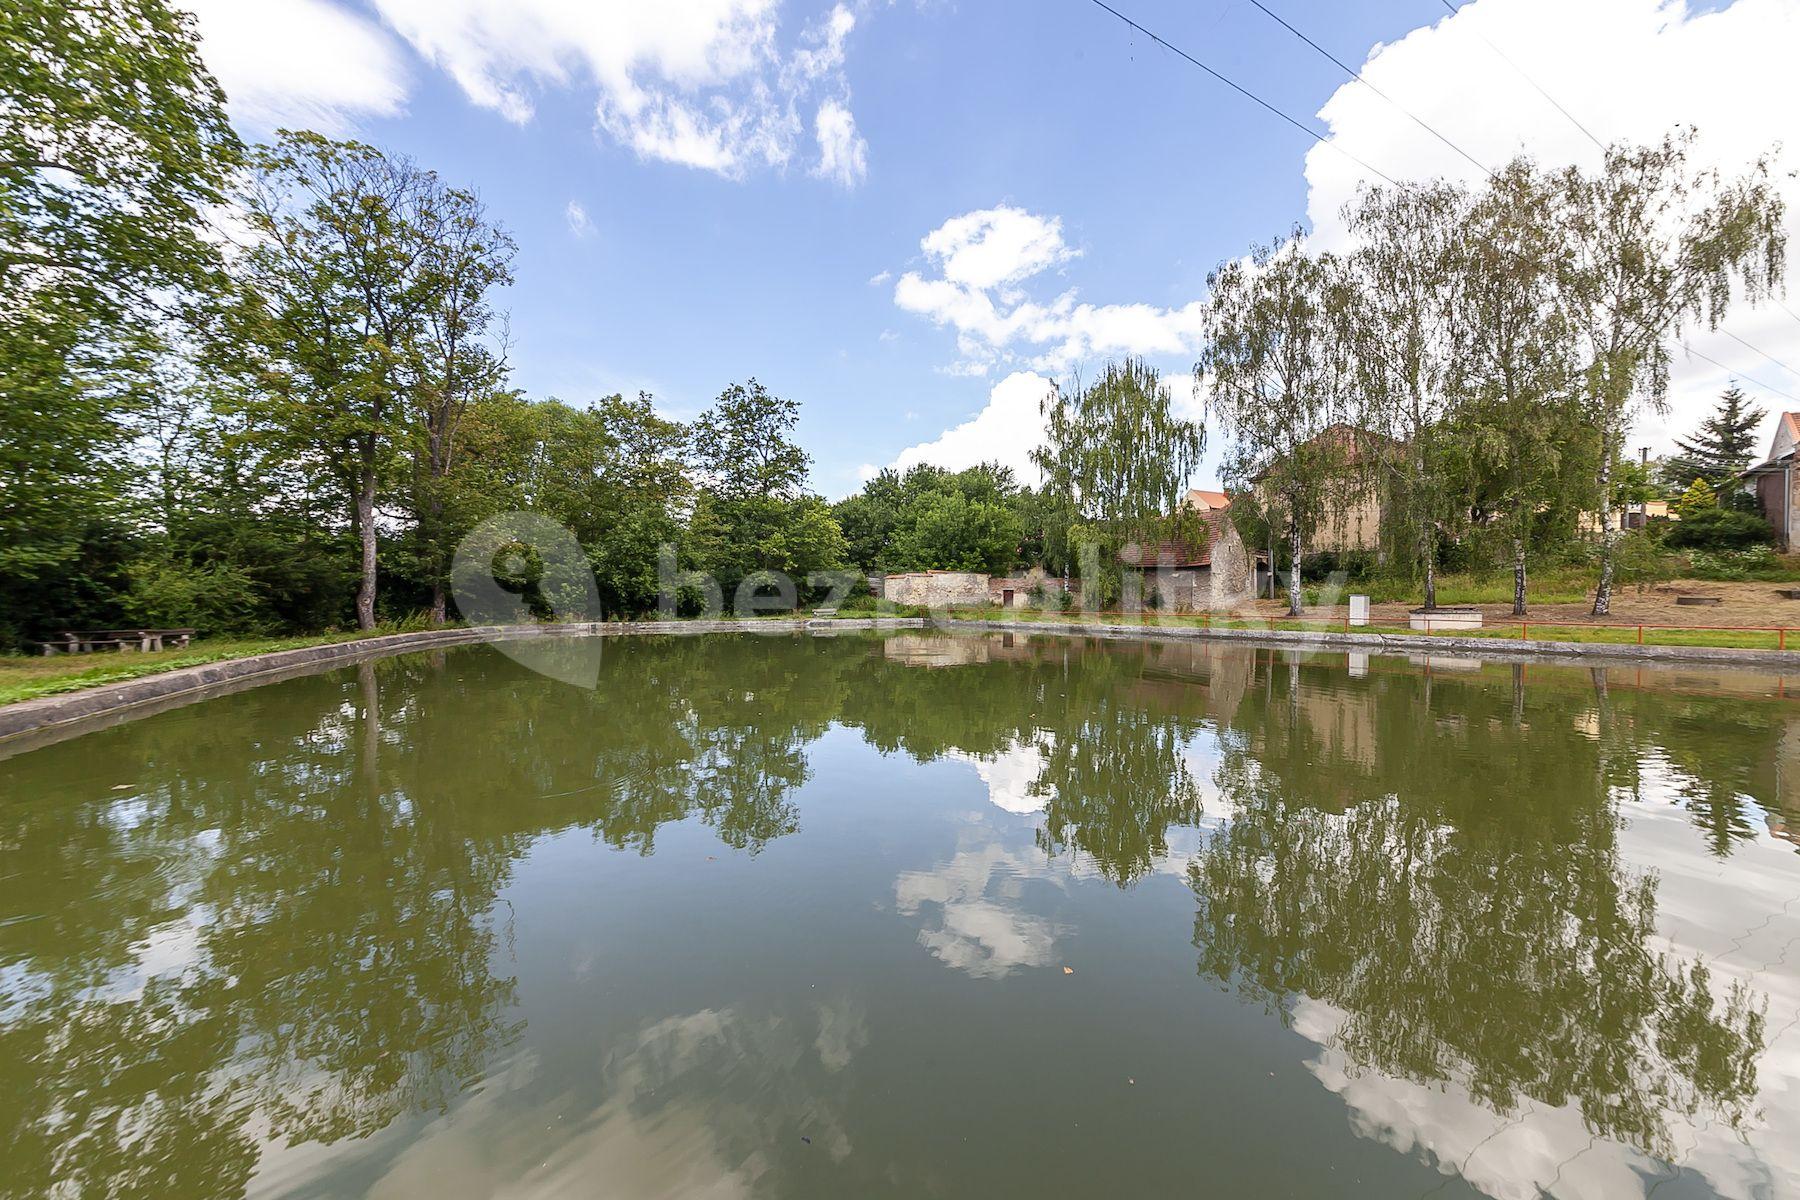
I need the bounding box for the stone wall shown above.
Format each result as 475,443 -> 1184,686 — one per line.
880,571 -> 991,608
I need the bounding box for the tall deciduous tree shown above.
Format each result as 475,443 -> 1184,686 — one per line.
1343,181 -> 1471,609
1034,358 -> 1204,604
234,134 -> 448,630
0,0 -> 238,645
406,183 -> 515,623
1556,129 -> 1786,615
1663,382 -> 1767,498
685,380 -> 846,599
1201,237 -> 1352,617
1458,160 -> 1587,616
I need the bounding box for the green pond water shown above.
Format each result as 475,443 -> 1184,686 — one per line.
4,631 -> 1800,1199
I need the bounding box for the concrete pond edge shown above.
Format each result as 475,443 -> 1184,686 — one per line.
4,613 -> 1794,751
0,618 -> 925,747
937,616 -> 1800,671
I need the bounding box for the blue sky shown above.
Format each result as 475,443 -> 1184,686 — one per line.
187,0 -> 1800,497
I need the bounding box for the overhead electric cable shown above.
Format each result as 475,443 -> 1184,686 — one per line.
1244,0 -> 1493,178
1083,0 -> 1405,189
1435,0 -> 1607,151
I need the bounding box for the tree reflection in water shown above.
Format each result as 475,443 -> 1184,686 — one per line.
1190,656 -> 1770,1162
0,633 -> 1792,1196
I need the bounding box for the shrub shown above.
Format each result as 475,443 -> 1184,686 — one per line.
1666,508 -> 1776,552
125,558 -> 269,635
1688,545 -> 1781,581
1300,549 -> 1376,584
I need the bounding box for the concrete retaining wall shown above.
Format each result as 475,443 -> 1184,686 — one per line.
937,617 -> 1800,671
0,618 -> 925,748
6,614 -> 1792,753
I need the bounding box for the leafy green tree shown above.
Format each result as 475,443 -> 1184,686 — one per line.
403,183 -> 516,623
833,468 -> 905,567
834,463 -> 1026,574
684,381 -> 845,601
1663,382 -> 1767,497
1457,161 -> 1588,615
1034,358 -> 1203,608
1556,130 -> 1787,615
0,0 -> 238,646
233,133 -> 453,630
690,379 -> 810,502
1201,237 -> 1351,616
1343,181 -> 1471,609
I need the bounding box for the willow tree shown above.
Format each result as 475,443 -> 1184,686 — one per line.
1032,358 -> 1205,606
1343,182 -> 1471,610
1200,236 -> 1354,617
1458,160 -> 1586,615
1557,129 -> 1787,615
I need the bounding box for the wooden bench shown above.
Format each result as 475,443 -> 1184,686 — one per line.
44,628 -> 196,655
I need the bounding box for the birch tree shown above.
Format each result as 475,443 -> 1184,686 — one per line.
1458,161 -> 1586,615
1556,129 -> 1786,615
1200,236 -> 1353,617
1343,182 -> 1471,609
1033,358 -> 1205,606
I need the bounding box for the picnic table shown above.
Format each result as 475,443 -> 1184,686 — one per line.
43,628 -> 196,655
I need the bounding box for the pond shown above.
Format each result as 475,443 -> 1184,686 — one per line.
2,631 -> 1799,1198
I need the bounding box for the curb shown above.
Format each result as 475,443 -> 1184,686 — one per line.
0,618 -> 926,747
934,617 -> 1800,670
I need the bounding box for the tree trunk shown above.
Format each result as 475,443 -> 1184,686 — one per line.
430,580 -> 448,625
1512,536 -> 1528,617
355,465 -> 378,631
1591,439 -> 1617,617
1286,515 -> 1303,618
1420,519 -> 1437,611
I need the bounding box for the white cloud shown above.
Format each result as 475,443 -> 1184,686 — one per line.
868,270 -> 892,287
888,371 -> 1056,483
891,205 -> 1209,374
182,0 -> 408,133
363,0 -> 867,179
811,98 -> 868,186
920,206 -> 1077,290
564,199 -> 592,238
1303,0 -> 1800,453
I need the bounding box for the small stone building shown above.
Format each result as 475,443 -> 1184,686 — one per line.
1142,508 -> 1258,611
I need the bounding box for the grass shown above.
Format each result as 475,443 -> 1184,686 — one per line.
0,627 -> 428,707
7,598 -> 1791,711
944,606 -> 1799,654
1311,566 -> 1595,607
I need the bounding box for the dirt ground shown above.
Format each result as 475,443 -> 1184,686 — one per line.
1251,580 -> 1800,630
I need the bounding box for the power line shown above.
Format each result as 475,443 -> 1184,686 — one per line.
1082,0 -> 1405,189
1772,297 -> 1800,336
1245,0 -> 1493,178
1088,0 -> 1800,389
1681,342 -> 1800,407
1718,327 -> 1800,380
1435,0 -> 1607,151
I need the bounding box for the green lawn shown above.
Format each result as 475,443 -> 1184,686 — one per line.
6,605 -> 1792,712
0,629 -> 418,707
946,608 -> 1798,654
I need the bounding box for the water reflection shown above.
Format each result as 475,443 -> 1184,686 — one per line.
0,634 -> 1797,1197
